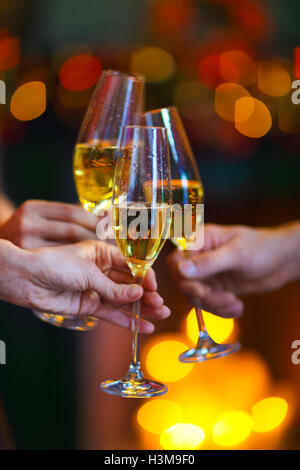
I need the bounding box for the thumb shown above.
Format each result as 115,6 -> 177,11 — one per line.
86,266 -> 143,304
178,244 -> 237,279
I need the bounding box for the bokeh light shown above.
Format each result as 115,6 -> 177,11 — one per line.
145,337 -> 193,382
151,0 -> 194,34
295,47 -> 300,79
197,54 -> 222,89
220,50 -> 257,86
130,46 -> 175,83
252,397 -> 288,432
215,82 -> 251,122
235,97 -> 272,138
137,399 -> 183,434
174,80 -> 214,120
186,308 -> 234,344
0,34 -> 19,71
10,81 -> 46,121
59,54 -> 101,91
160,423 -> 205,450
213,411 -> 253,447
257,61 -> 291,97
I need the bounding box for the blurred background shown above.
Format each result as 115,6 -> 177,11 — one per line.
0,0 -> 299,450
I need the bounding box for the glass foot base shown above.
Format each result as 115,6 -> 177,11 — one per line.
100,377 -> 168,398
179,338 -> 241,363
33,311 -> 98,331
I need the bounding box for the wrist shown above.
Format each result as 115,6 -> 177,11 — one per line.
0,239 -> 32,307
276,221 -> 300,282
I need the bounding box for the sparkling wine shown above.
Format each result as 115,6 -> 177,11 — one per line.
113,203 -> 170,278
73,142 -> 117,213
170,179 -> 204,251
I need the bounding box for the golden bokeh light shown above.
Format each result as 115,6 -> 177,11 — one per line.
257,61 -> 291,97
130,46 -> 175,83
145,338 -> 193,382
220,50 -> 257,86
10,81 -> 46,121
174,80 -> 214,119
213,411 -> 253,447
160,423 -> 205,450
215,83 -> 251,122
235,97 -> 272,138
252,397 -> 288,433
186,308 -> 234,344
137,399 -> 183,434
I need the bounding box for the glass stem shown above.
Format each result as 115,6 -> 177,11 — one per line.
127,274 -> 144,381
195,307 -> 208,339
183,249 -> 209,342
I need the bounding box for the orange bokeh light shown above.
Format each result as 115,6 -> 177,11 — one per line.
10,81 -> 46,121
257,61 -> 291,97
0,35 -> 19,71
151,0 -> 194,34
59,54 -> 101,91
220,50 -> 257,86
215,83 -> 251,122
235,97 -> 272,138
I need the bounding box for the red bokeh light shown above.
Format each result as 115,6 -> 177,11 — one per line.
59,54 -> 102,91
295,48 -> 300,79
0,32 -> 19,71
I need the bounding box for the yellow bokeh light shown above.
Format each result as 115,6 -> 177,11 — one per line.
186,309 -> 234,344
220,50 -> 257,86
235,97 -> 272,138
213,411 -> 253,447
215,83 -> 251,122
174,80 -> 214,119
252,397 -> 288,433
10,81 -> 46,121
137,399 -> 183,434
160,423 -> 205,450
130,46 -> 175,83
258,61 -> 291,97
146,339 -> 193,382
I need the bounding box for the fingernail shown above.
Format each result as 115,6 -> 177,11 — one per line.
179,260 -> 197,276
126,284 -> 142,299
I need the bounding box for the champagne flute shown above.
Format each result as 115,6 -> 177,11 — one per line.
143,107 -> 240,362
100,125 -> 172,397
34,70 -> 144,331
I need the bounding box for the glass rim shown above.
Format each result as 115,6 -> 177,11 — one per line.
142,106 -> 177,115
123,125 -> 167,130
102,69 -> 144,82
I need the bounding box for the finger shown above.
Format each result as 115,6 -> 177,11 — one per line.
212,300 -> 244,318
141,290 -> 164,308
93,304 -> 155,333
105,267 -> 133,285
37,220 -> 97,243
114,303 -> 171,320
20,237 -> 61,249
86,267 -> 144,305
178,244 -> 237,280
202,291 -> 244,318
38,201 -> 98,231
166,249 -> 185,269
143,269 -> 157,291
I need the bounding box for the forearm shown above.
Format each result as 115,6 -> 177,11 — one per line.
276,220 -> 300,282
0,239 -> 30,307
0,193 -> 14,225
